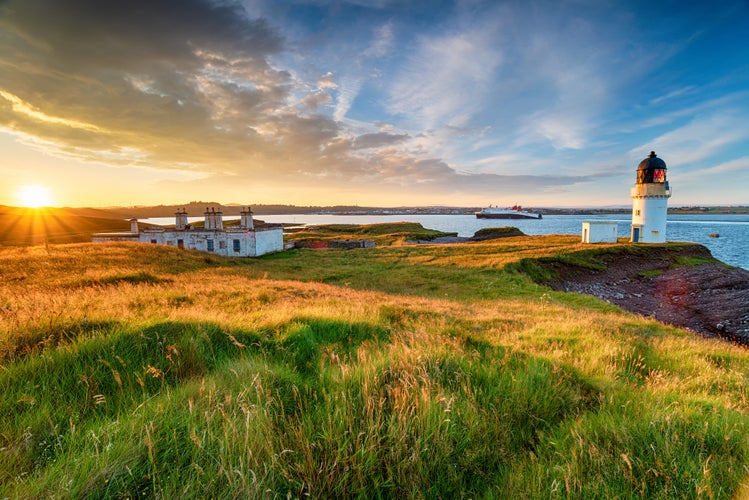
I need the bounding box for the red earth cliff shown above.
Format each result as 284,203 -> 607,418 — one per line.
538,245 -> 749,345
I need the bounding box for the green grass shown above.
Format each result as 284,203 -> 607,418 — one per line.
1,230 -> 749,498
673,255 -> 721,268
638,269 -> 664,278
287,221 -> 456,245
472,226 -> 525,239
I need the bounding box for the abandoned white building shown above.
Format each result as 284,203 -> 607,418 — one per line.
92,207 -> 284,257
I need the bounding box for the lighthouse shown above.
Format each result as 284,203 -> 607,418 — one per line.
630,151 -> 671,243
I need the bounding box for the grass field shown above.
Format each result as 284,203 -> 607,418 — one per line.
1,226 -> 748,498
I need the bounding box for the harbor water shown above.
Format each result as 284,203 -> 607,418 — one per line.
142,213 -> 749,270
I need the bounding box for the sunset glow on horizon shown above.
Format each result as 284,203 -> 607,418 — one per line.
1,0 -> 748,209
16,185 -> 53,209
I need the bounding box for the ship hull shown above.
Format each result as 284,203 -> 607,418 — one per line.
475,212 -> 542,220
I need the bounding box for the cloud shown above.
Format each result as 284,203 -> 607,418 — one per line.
351,132 -> 409,150
706,156 -> 749,174
678,156 -> 749,182
0,90 -> 104,134
648,86 -> 698,106
2,0 -> 747,207
333,76 -> 363,122
0,0 -> 293,170
510,13 -> 613,151
387,28 -> 502,129
363,22 -> 394,58
327,21 -> 395,122
183,151 -> 592,207
385,1 -> 619,156
1,0 -> 419,191
300,91 -> 332,110
317,71 -> 337,89
523,114 -> 587,150
632,93 -> 747,131
630,112 -> 749,166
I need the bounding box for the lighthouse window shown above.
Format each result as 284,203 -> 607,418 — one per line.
653,169 -> 666,182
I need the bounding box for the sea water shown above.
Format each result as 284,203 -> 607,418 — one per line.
141,213 -> 749,270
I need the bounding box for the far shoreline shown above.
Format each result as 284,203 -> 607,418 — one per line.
9,203 -> 743,219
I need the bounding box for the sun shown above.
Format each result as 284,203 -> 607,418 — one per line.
17,185 -> 53,208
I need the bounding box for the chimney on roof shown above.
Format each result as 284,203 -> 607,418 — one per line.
130,218 -> 139,234
203,207 -> 223,230
175,208 -> 188,230
240,206 -> 254,230
204,207 -> 214,230
215,207 -> 223,230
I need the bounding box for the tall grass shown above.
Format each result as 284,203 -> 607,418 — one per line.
1,237 -> 748,498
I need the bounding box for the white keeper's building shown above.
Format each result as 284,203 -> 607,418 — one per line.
581,221 -> 618,244
92,207 -> 284,257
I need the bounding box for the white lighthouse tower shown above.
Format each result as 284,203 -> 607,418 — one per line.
630,151 -> 671,243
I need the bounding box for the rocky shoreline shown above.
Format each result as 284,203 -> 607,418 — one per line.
539,245 -> 749,345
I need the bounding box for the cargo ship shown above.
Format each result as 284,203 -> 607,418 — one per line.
475,205 -> 542,219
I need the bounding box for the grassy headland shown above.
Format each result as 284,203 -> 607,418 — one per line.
1,226 -> 748,498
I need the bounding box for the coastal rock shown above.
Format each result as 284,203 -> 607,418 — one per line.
541,245 -> 749,344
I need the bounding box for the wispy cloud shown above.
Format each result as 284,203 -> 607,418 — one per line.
333,76 -> 363,122
363,22 -> 394,58
0,90 -> 104,133
706,156 -> 749,174
630,112 -> 749,166
387,28 -> 502,129
648,86 -> 698,106
678,156 -> 749,182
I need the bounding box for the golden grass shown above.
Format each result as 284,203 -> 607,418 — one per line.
2,238 -> 749,497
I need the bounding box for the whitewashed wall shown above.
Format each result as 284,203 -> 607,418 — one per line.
581,222 -> 618,243
631,197 -> 668,243
255,228 -> 284,255
135,228 -> 282,257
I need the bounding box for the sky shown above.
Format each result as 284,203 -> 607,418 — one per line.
1,0 -> 748,208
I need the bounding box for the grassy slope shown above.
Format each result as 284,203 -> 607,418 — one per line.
1,232 -> 749,498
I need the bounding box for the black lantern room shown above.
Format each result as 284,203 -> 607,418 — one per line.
636,151 -> 667,184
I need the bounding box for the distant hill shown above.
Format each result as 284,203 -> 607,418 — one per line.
85,203 -> 749,218
92,202 -> 432,218
0,206 -> 153,245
